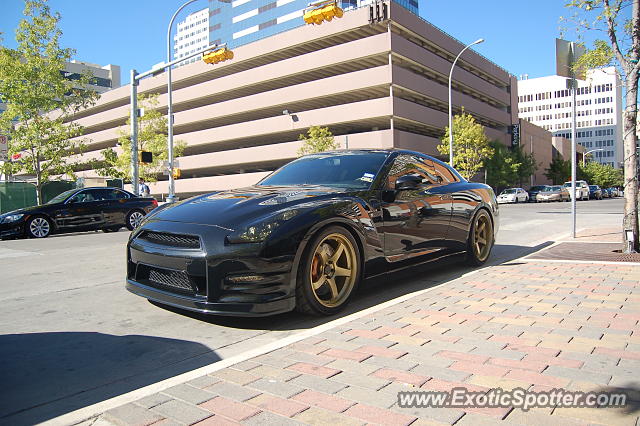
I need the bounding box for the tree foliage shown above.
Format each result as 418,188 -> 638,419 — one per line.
0,0 -> 98,203
97,93 -> 185,182
545,156 -> 572,185
486,141 -> 538,191
561,0 -> 640,251
580,160 -> 624,187
297,126 -> 338,156
437,111 -> 494,181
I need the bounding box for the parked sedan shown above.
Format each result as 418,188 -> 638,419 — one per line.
0,187 -> 157,239
563,180 -> 590,201
589,185 -> 603,200
527,185 -> 549,202
497,188 -> 529,204
536,185 -> 569,202
126,149 -> 499,317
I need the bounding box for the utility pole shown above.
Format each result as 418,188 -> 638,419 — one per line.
130,69 -> 139,196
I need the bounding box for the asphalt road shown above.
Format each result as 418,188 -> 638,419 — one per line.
0,197 -> 625,424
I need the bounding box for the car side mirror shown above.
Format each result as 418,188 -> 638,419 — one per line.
395,174 -> 421,191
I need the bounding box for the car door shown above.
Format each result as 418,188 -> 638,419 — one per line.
99,188 -> 130,225
377,154 -> 453,260
60,189 -> 108,230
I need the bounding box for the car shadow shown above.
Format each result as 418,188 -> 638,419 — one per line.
154,241 -> 554,332
0,332 -> 219,426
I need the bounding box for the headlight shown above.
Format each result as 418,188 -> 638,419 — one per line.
227,209 -> 299,244
0,213 -> 24,224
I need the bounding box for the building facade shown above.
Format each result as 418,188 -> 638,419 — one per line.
206,0 -> 417,51
517,67 -> 622,168
63,4 -> 515,199
174,8 -> 211,67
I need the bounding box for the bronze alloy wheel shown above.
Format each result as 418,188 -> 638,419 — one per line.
466,210 -> 493,266
296,226 -> 361,315
309,233 -> 358,308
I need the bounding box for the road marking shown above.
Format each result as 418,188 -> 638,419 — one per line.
0,248 -> 43,260
43,227 -> 582,426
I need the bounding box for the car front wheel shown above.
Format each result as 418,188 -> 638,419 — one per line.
126,210 -> 145,231
296,226 -> 361,316
26,216 -> 52,238
466,210 -> 494,266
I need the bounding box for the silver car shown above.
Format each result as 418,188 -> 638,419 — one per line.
536,185 -> 570,202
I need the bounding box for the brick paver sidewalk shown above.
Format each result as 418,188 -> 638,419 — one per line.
94,259 -> 640,426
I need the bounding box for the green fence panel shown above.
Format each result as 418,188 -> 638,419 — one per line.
41,181 -> 77,204
0,182 -> 38,214
106,178 -> 123,189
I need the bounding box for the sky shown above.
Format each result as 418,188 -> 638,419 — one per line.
0,0 -> 597,86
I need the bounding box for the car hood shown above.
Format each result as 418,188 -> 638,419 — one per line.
151,185 -> 346,229
1,204 -> 52,216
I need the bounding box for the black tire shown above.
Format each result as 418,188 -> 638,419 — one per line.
295,225 -> 361,316
515,197 -> 519,204
125,210 -> 145,231
103,226 -> 121,233
26,215 -> 52,239
466,209 -> 494,266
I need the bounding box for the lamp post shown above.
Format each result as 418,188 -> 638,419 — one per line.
583,148 -> 604,166
448,38 -> 484,167
166,0 -> 230,203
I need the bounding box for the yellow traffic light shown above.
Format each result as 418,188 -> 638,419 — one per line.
303,0 -> 343,25
172,168 -> 181,179
202,48 -> 234,65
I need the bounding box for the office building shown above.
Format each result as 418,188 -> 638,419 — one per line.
174,8 -> 211,67
517,67 -> 622,168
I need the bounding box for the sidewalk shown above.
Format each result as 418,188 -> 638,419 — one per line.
84,231 -> 639,426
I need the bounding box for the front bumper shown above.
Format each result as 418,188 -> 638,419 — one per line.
0,220 -> 25,238
126,220 -> 297,317
536,194 -> 558,201
496,198 -> 514,204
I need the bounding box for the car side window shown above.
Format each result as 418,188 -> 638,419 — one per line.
69,190 -> 95,203
101,189 -> 129,200
386,155 -> 440,189
431,161 -> 458,184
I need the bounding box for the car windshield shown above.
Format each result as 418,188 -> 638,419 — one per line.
501,189 -> 516,194
258,152 -> 389,189
530,186 -> 547,191
46,189 -> 78,204
589,185 -> 598,190
551,186 -> 561,191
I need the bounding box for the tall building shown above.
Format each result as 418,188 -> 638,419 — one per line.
61,3 -> 515,198
516,67 -> 622,168
207,0 -> 418,51
174,8 -> 210,67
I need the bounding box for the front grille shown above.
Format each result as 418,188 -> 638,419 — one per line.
135,264 -> 206,296
149,268 -> 194,293
138,231 -> 201,249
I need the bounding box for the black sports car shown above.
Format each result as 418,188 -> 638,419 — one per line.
0,187 -> 157,239
126,150 -> 499,317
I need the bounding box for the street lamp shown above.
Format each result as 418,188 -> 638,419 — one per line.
448,38 -> 484,167
166,0 -> 230,203
583,148 -> 604,166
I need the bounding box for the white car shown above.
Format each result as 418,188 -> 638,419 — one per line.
497,188 -> 529,204
562,180 -> 589,201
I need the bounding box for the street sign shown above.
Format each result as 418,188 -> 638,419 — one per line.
0,134 -> 8,161
556,38 -> 586,80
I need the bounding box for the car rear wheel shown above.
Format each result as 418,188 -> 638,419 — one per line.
296,226 -> 361,316
26,216 -> 52,238
126,210 -> 145,231
466,210 -> 494,266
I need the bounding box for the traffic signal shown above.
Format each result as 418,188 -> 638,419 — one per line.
140,151 -> 153,163
303,0 -> 343,25
172,168 -> 181,179
202,48 -> 234,65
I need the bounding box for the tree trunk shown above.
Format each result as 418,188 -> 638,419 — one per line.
622,76 -> 639,252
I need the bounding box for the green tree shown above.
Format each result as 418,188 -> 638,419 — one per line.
437,111 -> 494,180
545,156 -> 572,185
0,0 -> 98,204
97,93 -> 185,182
561,0 -> 639,251
297,126 -> 338,156
485,141 -> 538,190
580,161 -> 624,188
